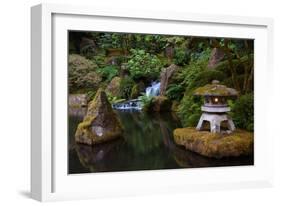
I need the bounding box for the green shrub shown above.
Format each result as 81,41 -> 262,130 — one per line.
186,114 -> 201,127
130,82 -> 145,99
119,77 -> 135,99
165,83 -> 185,101
92,53 -> 107,67
106,93 -> 126,104
127,49 -> 162,80
188,70 -> 227,90
231,93 -> 254,131
176,57 -> 209,95
173,48 -> 189,66
96,65 -> 119,82
139,93 -> 154,111
177,95 -> 202,127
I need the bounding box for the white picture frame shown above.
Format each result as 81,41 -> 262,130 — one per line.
31,3 -> 274,202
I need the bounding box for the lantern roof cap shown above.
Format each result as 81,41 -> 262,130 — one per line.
193,80 -> 238,97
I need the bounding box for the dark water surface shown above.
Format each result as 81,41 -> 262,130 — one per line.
68,108 -> 253,174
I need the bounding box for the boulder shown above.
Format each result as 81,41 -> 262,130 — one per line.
173,128 -> 253,158
75,89 -> 123,145
151,96 -> 172,112
106,76 -> 121,97
68,54 -> 101,92
207,48 -> 225,68
68,94 -> 88,107
160,64 -> 179,95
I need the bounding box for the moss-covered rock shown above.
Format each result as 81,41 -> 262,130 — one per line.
173,127 -> 253,158
68,54 -> 101,93
68,94 -> 88,107
194,80 -> 238,97
106,76 -> 121,97
75,89 -> 123,145
150,96 -> 172,112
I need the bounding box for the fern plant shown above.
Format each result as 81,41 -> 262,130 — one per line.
165,84 -> 185,101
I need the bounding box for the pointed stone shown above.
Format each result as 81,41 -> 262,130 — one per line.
75,89 -> 123,145
160,64 -> 179,95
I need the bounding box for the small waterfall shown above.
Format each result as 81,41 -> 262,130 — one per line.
112,99 -> 142,110
112,81 -> 160,111
145,81 -> 160,97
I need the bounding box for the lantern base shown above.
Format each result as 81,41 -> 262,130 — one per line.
196,112 -> 235,133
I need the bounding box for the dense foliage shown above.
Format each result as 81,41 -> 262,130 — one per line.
127,49 -> 162,80
119,76 -> 135,99
96,65 -> 119,82
230,93 -> 254,131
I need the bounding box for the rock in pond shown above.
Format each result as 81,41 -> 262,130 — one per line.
173,128 -> 253,159
151,96 -> 172,112
75,89 -> 123,145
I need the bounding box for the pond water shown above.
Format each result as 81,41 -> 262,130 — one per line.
68,108 -> 253,174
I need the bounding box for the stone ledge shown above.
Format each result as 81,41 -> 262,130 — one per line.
173,128 -> 253,159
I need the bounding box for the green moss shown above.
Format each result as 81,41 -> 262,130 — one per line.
75,88 -> 123,145
173,128 -> 254,158
193,83 -> 238,96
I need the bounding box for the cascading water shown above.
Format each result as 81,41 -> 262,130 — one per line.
145,81 -> 161,97
112,81 -> 160,111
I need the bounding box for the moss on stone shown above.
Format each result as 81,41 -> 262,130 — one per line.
194,83 -> 238,97
106,76 -> 121,97
150,96 -> 172,112
75,89 -> 123,145
173,127 -> 253,158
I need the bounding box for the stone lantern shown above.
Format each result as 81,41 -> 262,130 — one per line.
194,80 -> 238,133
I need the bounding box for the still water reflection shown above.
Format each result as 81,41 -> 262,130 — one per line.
68,108 -> 253,174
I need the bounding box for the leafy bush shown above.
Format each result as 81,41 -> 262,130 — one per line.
188,70 -> 227,90
92,53 -> 107,67
175,54 -> 209,95
173,48 -> 189,66
97,65 -> 119,82
174,53 -> 211,126
130,82 -> 145,99
177,95 -> 202,127
119,77 -> 135,99
186,114 -> 201,127
165,84 -> 185,101
127,49 -> 162,80
231,93 -> 254,131
139,93 -> 154,111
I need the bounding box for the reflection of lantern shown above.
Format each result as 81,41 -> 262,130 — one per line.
194,80 -> 238,133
